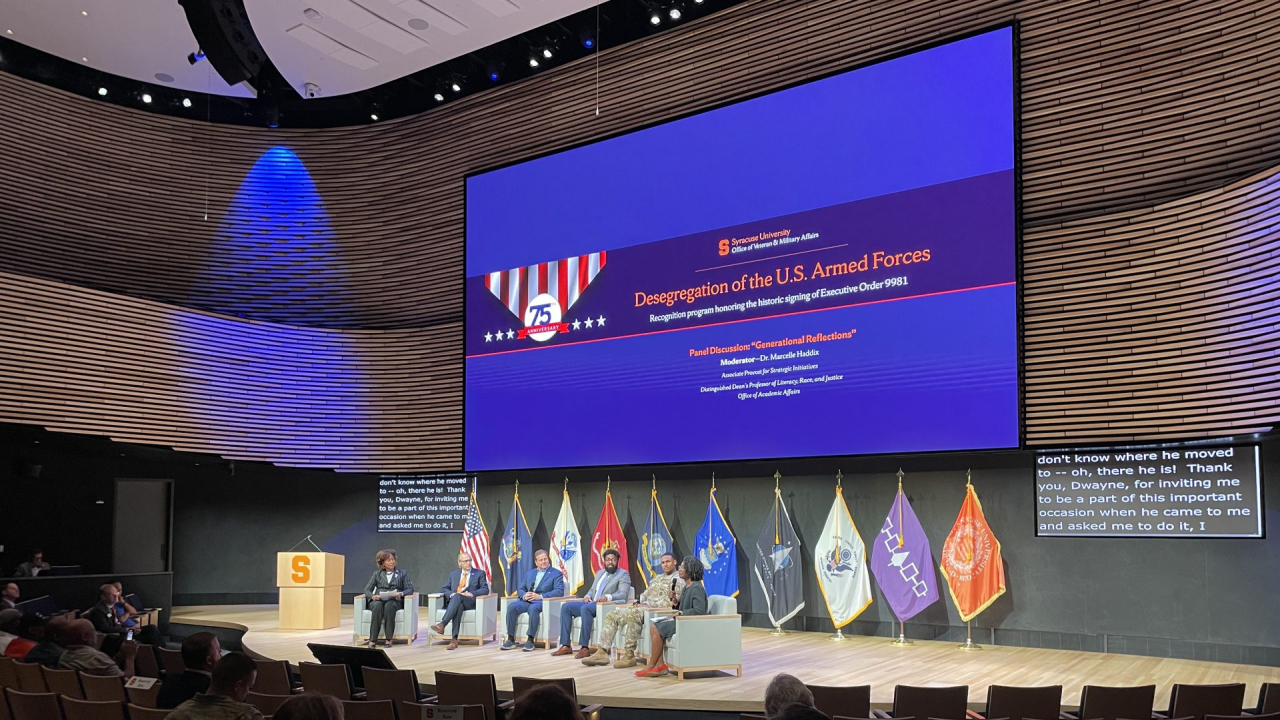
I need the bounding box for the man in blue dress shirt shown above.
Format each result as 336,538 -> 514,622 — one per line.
501,549 -> 564,651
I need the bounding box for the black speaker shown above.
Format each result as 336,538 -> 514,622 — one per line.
178,0 -> 269,88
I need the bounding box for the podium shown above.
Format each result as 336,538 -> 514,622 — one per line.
276,552 -> 345,630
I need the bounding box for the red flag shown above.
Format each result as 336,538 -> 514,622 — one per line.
590,489 -> 629,576
940,482 -> 1005,621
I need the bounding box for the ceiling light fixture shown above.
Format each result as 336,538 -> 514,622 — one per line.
542,48 -> 552,59
583,38 -> 594,49
451,82 -> 461,92
529,57 -> 539,67
81,57 -> 88,62
81,10 -> 88,16
370,113 -> 379,121
182,97 -> 192,108
434,93 -> 444,101
489,72 -> 499,82
650,14 -> 661,25
97,87 -> 107,96
669,8 -> 681,19
141,93 -> 152,104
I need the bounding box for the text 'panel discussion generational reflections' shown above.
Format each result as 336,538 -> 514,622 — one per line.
1,1 -> 1279,720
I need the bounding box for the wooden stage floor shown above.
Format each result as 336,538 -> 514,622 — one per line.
173,605 -> 1280,713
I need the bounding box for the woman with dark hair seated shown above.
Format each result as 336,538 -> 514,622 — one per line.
363,549 -> 413,648
273,692 -> 344,720
635,555 -> 707,677
507,684 -> 586,720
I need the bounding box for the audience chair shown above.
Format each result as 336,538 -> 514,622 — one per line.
125,704 -> 170,720
1168,684 -> 1246,720
9,664 -> 46,694
125,683 -> 161,709
342,699 -> 397,720
505,676 -> 603,719
253,660 -> 297,695
434,671 -> 502,720
661,594 -> 743,679
246,691 -> 292,716
155,648 -> 185,679
0,658 -> 19,690
299,663 -> 362,701
354,593 -> 420,645
1207,715 -> 1280,720
889,684 -> 969,720
60,697 -> 127,720
1258,686 -> 1280,716
78,675 -> 126,703
807,684 -> 872,720
4,689 -> 62,720
132,648 -> 161,680
362,667 -> 421,717
985,684 -> 1062,720
425,593 -> 499,647
0,684 -> 9,720
41,667 -> 84,700
403,702 -> 485,720
1076,684 -> 1156,720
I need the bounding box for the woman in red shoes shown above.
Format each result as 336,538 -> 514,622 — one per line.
635,555 -> 707,677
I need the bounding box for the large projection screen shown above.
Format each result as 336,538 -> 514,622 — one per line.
465,27 -> 1019,472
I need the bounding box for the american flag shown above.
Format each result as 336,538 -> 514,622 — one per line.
461,492 -> 492,583
485,251 -> 607,319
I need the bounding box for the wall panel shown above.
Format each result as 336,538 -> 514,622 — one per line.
0,0 -> 1278,468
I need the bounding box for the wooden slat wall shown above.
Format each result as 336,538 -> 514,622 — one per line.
0,0 -> 1277,470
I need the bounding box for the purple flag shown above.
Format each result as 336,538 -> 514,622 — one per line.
870,488 -> 939,621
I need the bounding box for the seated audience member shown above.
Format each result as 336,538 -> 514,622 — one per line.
86,583 -> 128,634
363,548 -> 413,648
59,618 -> 137,676
158,632 -> 222,709
502,549 -> 564,651
23,615 -> 67,667
771,703 -> 830,720
507,684 -> 586,720
168,651 -> 264,720
552,548 -> 631,659
112,581 -> 143,627
765,674 -> 816,717
430,552 -> 489,650
273,692 -> 343,720
13,550 -> 50,577
635,555 -> 705,678
1,582 -> 18,608
0,609 -> 35,658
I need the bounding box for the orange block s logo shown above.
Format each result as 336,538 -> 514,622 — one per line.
718,239 -> 730,256
291,555 -> 311,583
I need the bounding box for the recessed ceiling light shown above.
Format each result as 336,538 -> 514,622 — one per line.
370,113 -> 379,121
650,14 -> 661,25
97,87 -> 107,96
141,93 -> 152,104
81,10 -> 88,16
451,82 -> 461,92
529,58 -> 539,67
81,57 -> 88,63
669,8 -> 681,19
5,29 -> 12,35
182,98 -> 192,108
407,18 -> 429,31
433,93 -> 444,102
542,48 -> 552,59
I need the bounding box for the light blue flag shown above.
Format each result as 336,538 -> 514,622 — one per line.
637,481 -> 675,587
694,486 -> 739,597
499,485 -> 533,597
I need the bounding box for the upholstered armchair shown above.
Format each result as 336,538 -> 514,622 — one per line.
546,586 -> 635,650
499,595 -> 556,649
353,593 -> 419,644
425,593 -> 499,646
662,594 -> 742,679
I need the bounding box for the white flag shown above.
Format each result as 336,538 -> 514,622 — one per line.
549,488 -> 584,594
814,485 -> 873,628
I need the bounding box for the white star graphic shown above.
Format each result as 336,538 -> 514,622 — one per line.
584,317 -> 594,328
484,331 -> 493,342
596,315 -> 606,326
506,329 -> 515,340
571,318 -> 581,330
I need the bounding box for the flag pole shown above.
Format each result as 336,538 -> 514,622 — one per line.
958,469 -> 983,650
830,469 -> 847,642
891,468 -> 914,646
770,470 -> 788,636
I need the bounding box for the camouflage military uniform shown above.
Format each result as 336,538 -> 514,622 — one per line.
598,572 -> 685,652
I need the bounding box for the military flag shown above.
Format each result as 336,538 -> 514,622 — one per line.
590,480 -> 630,576
550,481 -> 585,594
695,483 -> 738,597
753,474 -> 805,626
814,478 -> 873,628
499,482 -> 533,597
637,478 -> 675,587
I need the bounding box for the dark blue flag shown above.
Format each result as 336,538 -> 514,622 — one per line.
500,486 -> 533,596
695,486 -> 739,597
637,482 -> 675,587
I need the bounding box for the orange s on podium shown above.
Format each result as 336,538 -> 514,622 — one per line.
276,552 -> 345,630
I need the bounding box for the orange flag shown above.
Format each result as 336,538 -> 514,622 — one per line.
590,486 -> 630,576
940,481 -> 1005,621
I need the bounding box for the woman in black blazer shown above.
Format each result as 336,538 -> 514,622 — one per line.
364,549 -> 414,648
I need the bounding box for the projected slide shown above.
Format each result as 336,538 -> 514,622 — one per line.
1035,445 -> 1263,538
465,28 -> 1018,471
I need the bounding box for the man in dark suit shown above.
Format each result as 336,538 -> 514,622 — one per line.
501,549 -> 564,651
1,583 -> 18,609
431,552 -> 489,650
85,584 -> 127,635
363,549 -> 414,648
157,632 -> 220,709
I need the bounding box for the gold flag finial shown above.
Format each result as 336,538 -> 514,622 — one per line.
564,476 -> 569,492
897,468 -> 904,486
651,474 -> 657,493
515,479 -> 519,497
966,468 -> 972,487
606,475 -> 611,493
774,470 -> 781,492
836,469 -> 843,490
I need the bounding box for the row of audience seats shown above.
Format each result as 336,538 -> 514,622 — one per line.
745,682 -> 1280,720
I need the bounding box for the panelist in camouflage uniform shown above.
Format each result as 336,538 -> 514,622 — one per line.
582,552 -> 684,669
